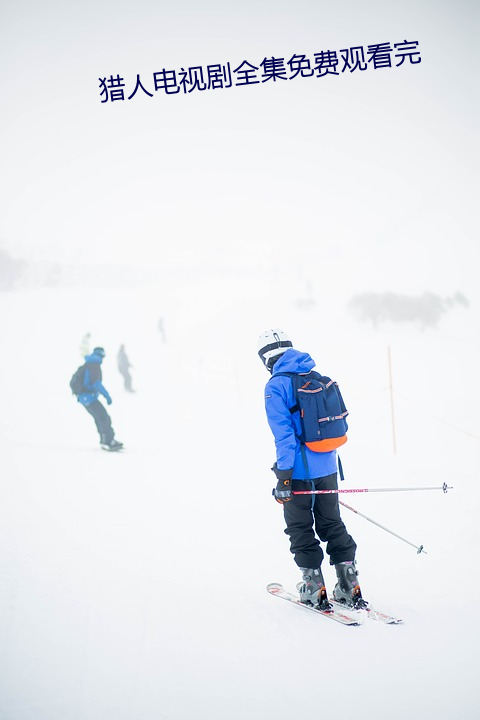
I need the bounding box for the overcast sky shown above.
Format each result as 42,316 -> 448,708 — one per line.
1,1 -> 478,297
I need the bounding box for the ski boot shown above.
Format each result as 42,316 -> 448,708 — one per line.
101,439 -> 124,452
297,568 -> 332,611
333,561 -> 368,609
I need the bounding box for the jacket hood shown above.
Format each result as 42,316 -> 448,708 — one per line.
272,348 -> 315,375
85,352 -> 103,364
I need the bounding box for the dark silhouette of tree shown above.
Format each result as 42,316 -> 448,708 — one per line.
348,291 -> 469,330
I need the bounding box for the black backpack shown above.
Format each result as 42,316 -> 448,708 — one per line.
70,364 -> 87,395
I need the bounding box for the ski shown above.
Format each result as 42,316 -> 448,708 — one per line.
328,598 -> 403,625
267,583 -> 361,626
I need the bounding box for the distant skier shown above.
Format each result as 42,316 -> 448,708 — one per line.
71,346 -> 123,451
80,332 -> 91,358
117,344 -> 134,392
158,316 -> 166,343
257,328 -> 366,610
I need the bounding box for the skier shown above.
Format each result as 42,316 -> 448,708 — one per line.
75,346 -> 123,451
117,344 -> 134,392
158,316 -> 166,343
258,328 -> 366,610
80,332 -> 91,358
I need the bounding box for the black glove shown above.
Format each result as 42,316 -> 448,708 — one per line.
271,464 -> 293,504
271,463 -> 293,481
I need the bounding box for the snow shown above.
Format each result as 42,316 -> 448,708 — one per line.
1,278 -> 479,720
1,1 -> 479,717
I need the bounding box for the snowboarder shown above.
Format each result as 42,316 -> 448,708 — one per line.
74,346 -> 123,451
258,328 -> 366,610
117,344 -> 134,392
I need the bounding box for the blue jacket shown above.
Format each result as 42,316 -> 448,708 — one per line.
264,348 -> 337,480
77,351 -> 112,407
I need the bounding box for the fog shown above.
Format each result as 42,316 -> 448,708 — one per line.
1,2 -> 479,719
1,0 -> 478,297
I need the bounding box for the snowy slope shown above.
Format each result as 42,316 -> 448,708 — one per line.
1,278 -> 478,720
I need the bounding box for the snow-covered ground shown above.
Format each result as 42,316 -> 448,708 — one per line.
2,0 -> 478,716
1,277 -> 478,720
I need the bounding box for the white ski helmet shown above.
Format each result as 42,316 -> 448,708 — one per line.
257,329 -> 293,369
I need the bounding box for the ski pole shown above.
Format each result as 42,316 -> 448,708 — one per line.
338,499 -> 427,554
292,482 -> 452,496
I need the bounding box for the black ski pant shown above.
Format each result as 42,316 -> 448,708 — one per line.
283,473 -> 357,570
83,400 -> 114,444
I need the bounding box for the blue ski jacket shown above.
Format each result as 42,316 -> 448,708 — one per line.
77,351 -> 112,407
264,348 -> 337,480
